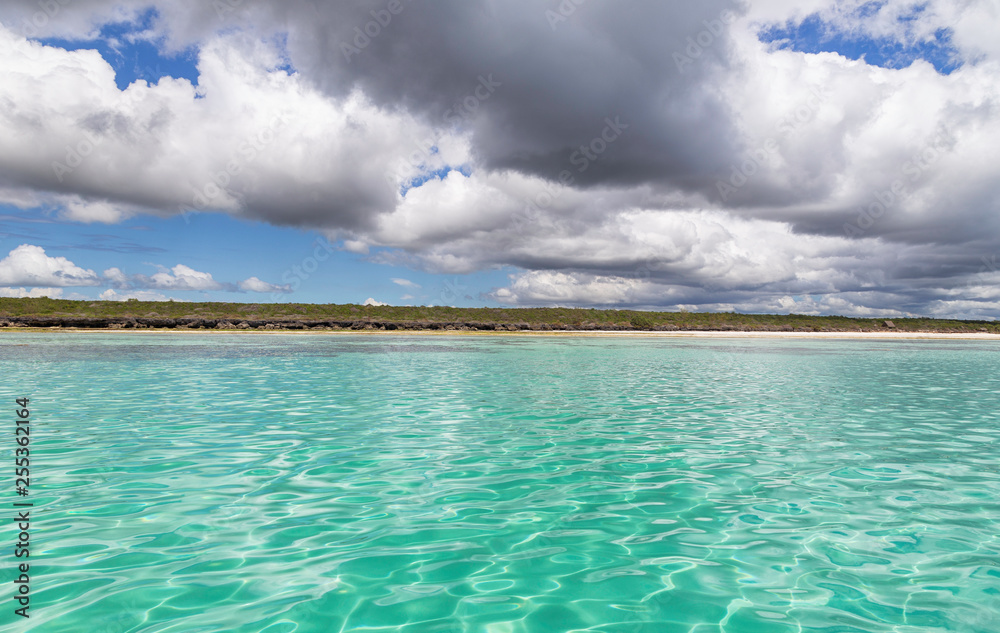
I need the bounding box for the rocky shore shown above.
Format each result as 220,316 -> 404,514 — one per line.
0,315 -> 987,333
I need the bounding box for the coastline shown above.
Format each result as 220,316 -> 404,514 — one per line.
3,299 -> 997,337
1,327 -> 998,340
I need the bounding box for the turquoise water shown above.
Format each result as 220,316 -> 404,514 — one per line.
2,333 -> 1000,632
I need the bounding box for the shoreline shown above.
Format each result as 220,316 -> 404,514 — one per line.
1,328 -> 998,340
3,299 -> 997,337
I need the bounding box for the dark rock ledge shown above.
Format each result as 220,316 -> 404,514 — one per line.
0,316 -> 979,333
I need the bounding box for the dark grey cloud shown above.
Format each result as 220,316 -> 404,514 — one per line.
285,0 -> 745,191
2,0 -> 748,192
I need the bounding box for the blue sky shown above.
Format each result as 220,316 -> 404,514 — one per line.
38,9 -> 201,90
0,204 -> 512,306
1,1 -> 998,318
759,9 -> 961,74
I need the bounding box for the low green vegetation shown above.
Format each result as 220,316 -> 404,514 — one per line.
0,297 -> 997,332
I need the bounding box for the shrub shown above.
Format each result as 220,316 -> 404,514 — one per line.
630,313 -> 655,330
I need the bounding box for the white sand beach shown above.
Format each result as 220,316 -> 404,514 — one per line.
6,328 -> 997,340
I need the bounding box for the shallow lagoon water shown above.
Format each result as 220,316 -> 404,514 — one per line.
2,333 -> 999,632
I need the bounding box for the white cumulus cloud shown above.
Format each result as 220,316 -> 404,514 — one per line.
0,287 -> 64,298
0,244 -> 100,287
391,278 -> 420,288
145,264 -> 223,291
99,289 -> 175,301
238,276 -> 291,293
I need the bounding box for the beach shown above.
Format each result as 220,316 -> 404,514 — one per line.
3,327 -> 999,340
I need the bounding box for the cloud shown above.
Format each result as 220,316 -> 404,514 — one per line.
745,0 -> 1000,63
103,264 -> 296,296
104,265 -> 290,294
0,287 -> 64,298
60,197 -> 135,223
99,288 -> 174,301
0,23 -> 451,230
0,2 -> 746,224
362,297 -> 388,306
238,276 -> 291,293
341,240 -> 370,254
103,267 -> 129,287
1,1 -> 999,317
103,263 -> 224,291
143,264 -> 223,291
0,244 -> 100,287
391,278 -> 420,288
487,271 -> 920,319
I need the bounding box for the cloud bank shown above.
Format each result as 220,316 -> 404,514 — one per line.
1,0 -> 999,316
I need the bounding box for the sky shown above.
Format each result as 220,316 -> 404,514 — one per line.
1,0 -> 999,318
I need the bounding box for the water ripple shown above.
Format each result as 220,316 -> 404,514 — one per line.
1,333 -> 999,632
